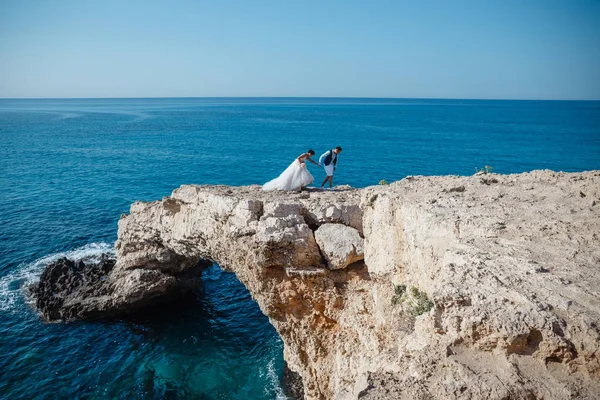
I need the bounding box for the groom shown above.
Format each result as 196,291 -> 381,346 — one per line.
319,146 -> 342,188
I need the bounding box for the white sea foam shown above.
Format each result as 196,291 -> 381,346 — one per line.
121,112 -> 152,123
55,112 -> 81,120
0,242 -> 114,313
20,110 -> 82,120
251,117 -> 323,125
263,358 -> 288,399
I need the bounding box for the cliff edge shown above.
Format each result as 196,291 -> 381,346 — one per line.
33,170 -> 600,399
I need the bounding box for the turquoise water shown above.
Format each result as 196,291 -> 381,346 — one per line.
1,98 -> 599,399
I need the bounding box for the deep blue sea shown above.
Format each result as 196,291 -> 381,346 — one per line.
1,98 -> 599,399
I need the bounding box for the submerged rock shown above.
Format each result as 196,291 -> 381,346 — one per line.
282,361 -> 305,399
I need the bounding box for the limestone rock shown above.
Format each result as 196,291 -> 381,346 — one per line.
314,223 -> 364,269
30,171 -> 600,399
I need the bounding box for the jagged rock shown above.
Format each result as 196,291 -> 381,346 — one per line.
31,256 -> 115,321
31,256 -> 211,321
283,361 -> 305,399
31,171 -> 600,399
314,223 -> 364,269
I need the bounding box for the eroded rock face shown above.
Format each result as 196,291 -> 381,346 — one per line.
32,172 -> 600,399
357,170 -> 600,400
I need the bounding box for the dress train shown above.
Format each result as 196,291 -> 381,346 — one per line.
262,159 -> 314,191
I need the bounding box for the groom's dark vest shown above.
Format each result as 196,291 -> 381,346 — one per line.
324,149 -> 337,166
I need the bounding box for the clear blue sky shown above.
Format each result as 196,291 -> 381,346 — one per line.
1,0 -> 599,99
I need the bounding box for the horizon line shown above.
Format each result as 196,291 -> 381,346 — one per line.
0,95 -> 599,102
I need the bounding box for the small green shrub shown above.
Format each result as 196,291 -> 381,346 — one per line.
391,284 -> 406,305
395,284 -> 407,296
379,179 -> 389,185
391,285 -> 433,317
410,289 -> 434,317
475,165 -> 494,174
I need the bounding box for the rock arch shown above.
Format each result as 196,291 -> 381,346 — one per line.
114,185 -> 368,399
35,172 -> 600,399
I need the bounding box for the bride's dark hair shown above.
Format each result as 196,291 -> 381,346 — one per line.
307,149 -> 315,155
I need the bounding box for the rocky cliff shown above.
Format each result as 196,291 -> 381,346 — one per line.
33,170 -> 600,399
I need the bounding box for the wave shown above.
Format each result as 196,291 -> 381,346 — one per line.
263,358 -> 288,399
24,110 -> 82,120
65,110 -> 152,123
250,117 -> 323,125
0,242 -> 114,313
110,111 -> 153,123
54,112 -> 81,120
1,108 -> 152,122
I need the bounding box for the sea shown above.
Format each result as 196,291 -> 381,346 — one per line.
0,98 -> 599,399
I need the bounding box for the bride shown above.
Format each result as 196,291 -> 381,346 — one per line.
262,150 -> 320,191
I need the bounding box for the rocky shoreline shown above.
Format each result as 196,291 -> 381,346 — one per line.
31,255 -> 212,321
31,256 -> 115,321
31,170 -> 600,399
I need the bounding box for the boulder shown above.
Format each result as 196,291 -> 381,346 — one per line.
314,223 -> 364,269
31,256 -> 115,321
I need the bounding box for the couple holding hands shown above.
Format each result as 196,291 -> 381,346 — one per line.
262,147 -> 342,192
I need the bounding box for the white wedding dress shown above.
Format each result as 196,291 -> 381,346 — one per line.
262,159 -> 314,191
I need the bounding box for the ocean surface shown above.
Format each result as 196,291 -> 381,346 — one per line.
1,98 -> 599,399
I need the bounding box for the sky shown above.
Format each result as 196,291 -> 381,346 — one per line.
0,0 -> 599,100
